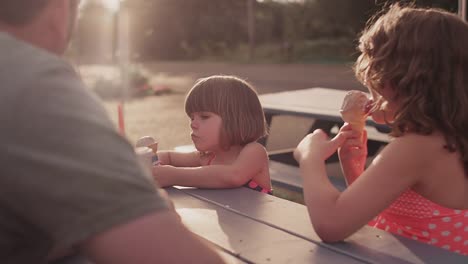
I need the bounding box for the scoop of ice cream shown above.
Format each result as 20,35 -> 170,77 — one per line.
135,136 -> 155,148
136,136 -> 159,154
136,136 -> 159,163
340,90 -> 371,132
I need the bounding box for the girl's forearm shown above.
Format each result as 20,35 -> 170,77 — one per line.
300,160 -> 346,240
300,161 -> 341,213
157,151 -> 172,165
165,166 -> 242,188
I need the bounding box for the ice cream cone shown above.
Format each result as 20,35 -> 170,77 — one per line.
347,121 -> 366,133
135,136 -> 159,165
340,90 -> 370,133
148,142 -> 159,155
136,136 -> 156,148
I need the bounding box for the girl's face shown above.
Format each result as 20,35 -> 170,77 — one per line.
369,84 -> 398,124
189,111 -> 223,152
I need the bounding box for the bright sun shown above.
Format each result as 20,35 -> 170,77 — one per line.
101,0 -> 120,12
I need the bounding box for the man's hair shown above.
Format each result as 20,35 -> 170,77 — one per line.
354,4 -> 468,173
185,75 -> 268,149
0,0 -> 50,25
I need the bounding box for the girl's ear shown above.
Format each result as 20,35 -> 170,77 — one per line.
218,125 -> 231,151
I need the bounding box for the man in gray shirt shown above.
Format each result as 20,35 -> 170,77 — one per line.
0,0 -> 224,263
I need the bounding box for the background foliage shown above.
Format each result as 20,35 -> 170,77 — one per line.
73,0 -> 460,63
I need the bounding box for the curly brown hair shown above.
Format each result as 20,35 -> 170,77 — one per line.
185,75 -> 268,150
355,4 -> 468,174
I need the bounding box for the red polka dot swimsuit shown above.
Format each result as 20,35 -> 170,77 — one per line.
368,190 -> 468,255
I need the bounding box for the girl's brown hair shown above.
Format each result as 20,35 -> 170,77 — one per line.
185,75 -> 268,150
355,4 -> 468,173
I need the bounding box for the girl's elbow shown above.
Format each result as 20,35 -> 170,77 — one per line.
313,222 -> 350,243
225,176 -> 245,187
224,169 -> 247,187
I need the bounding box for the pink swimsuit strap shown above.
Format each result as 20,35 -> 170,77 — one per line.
243,179 -> 273,195
368,189 -> 468,255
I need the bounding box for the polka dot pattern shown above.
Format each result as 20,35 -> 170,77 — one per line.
368,190 -> 468,255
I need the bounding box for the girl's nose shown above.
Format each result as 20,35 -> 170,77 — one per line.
190,119 -> 198,129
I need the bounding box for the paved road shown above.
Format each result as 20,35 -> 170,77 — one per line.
97,61 -> 366,168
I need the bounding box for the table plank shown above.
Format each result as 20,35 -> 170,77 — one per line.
217,250 -> 247,264
177,187 -> 467,264
260,87 -> 350,121
167,187 -> 365,264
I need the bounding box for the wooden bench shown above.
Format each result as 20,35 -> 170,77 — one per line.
269,160 -> 347,192
267,134 -> 382,194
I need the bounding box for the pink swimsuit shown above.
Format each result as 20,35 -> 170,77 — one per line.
368,190 -> 468,255
243,179 -> 273,195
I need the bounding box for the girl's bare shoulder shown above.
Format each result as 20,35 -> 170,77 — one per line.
235,142 -> 268,164
391,132 -> 446,149
377,132 -> 454,173
241,142 -> 268,155
389,132 -> 448,153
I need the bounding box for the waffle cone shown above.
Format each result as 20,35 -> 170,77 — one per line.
348,121 -> 366,133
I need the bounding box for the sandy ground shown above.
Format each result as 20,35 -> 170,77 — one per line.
83,61 -> 364,153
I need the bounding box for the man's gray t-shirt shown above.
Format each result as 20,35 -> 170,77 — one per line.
0,33 -> 168,263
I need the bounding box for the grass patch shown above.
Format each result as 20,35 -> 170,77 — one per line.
197,38 -> 356,64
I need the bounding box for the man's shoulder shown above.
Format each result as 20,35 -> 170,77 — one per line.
0,32 -> 72,80
0,33 -> 111,141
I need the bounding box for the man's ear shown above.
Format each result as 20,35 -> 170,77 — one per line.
40,0 -> 70,53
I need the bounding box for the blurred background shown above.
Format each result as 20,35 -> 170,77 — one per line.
68,0 -> 464,151
71,0 -> 461,64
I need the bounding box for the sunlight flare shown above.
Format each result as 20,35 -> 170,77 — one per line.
101,0 -> 120,12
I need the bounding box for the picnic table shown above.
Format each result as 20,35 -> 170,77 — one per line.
258,87 -> 390,149
168,186 -> 467,263
257,87 -> 392,188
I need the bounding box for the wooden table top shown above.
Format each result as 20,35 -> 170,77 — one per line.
168,187 -> 467,264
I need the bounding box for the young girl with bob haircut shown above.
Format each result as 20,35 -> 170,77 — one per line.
294,4 -> 468,255
153,75 -> 272,194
